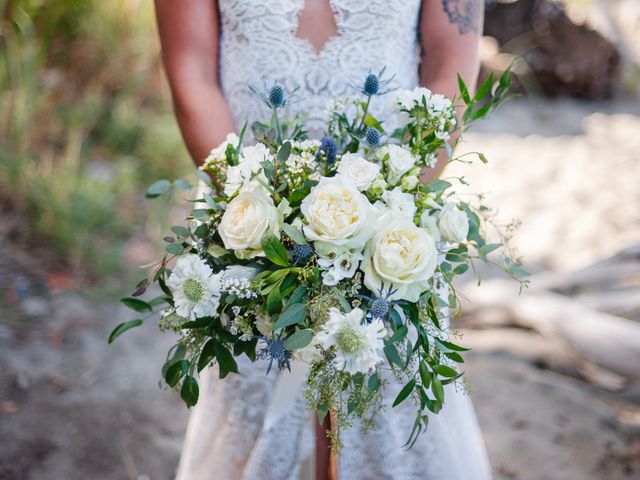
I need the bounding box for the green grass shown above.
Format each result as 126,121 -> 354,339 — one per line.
0,0 -> 192,280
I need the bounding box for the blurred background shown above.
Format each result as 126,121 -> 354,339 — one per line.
0,0 -> 639,479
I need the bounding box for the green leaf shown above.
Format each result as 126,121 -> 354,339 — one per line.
214,344 -> 238,377
367,372 -> 380,392
261,160 -> 275,181
283,329 -> 314,350
171,226 -> 191,238
474,72 -> 494,102
389,325 -> 408,344
191,209 -> 211,221
278,140 -> 292,165
266,286 -> 283,315
173,178 -> 192,190
393,379 -> 416,407
180,317 -> 212,329
180,375 -> 199,407
166,243 -> 185,255
165,359 -> 189,387
436,338 -> 470,352
108,319 -> 143,343
282,223 -> 306,245
363,113 -> 383,131
120,297 -> 152,313
286,285 -> 307,309
433,364 -> 460,378
208,244 -> 229,258
479,243 -> 502,256
384,341 -> 403,367
197,340 -> 216,372
453,263 -> 469,275
273,302 -> 307,329
457,74 -> 471,105
432,376 -> 445,403
261,234 -> 290,267
419,361 -> 431,388
195,169 -> 212,186
146,179 -> 171,198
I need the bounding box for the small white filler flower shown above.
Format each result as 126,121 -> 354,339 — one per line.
167,254 -> 222,320
316,307 -> 386,374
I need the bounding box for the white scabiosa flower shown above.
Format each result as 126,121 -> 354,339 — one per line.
166,255 -> 222,320
316,308 -> 386,375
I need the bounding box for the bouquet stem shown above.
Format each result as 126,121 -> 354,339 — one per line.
315,410 -> 339,480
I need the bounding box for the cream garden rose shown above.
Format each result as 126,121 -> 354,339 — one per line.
438,203 -> 469,243
218,188 -> 281,258
362,217 -> 438,302
377,144 -> 416,185
301,176 -> 375,249
336,153 -> 381,191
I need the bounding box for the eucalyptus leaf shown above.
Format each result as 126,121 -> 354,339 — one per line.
283,329 -> 314,350
146,179 -> 171,198
273,303 -> 306,329
165,359 -> 189,387
173,178 -> 192,190
282,223 -> 306,245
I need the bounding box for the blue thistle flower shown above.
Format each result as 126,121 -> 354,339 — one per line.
365,127 -> 381,146
359,283 -> 400,324
363,73 -> 380,96
291,243 -> 313,265
318,136 -> 337,166
256,331 -> 291,374
268,85 -> 285,108
351,67 -> 396,96
249,80 -> 300,109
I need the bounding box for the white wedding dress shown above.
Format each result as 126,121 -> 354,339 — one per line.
175,1 -> 493,479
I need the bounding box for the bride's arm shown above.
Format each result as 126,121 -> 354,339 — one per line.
154,0 -> 236,166
418,0 -> 484,181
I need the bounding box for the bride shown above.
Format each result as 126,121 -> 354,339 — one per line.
154,1 -> 491,479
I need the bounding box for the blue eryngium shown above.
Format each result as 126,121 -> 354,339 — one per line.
365,127 -> 381,146
318,136 -> 337,166
363,73 -> 380,96
268,85 -> 285,108
354,67 -> 395,96
359,283 -> 400,324
256,331 -> 291,374
291,243 -> 313,265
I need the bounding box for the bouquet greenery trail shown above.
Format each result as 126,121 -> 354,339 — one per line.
110,66 -> 527,449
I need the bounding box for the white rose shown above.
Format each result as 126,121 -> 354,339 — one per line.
401,175 -> 419,191
438,203 -> 469,243
377,144 -> 416,185
301,176 -> 375,249
224,143 -> 272,196
362,218 -> 438,302
218,189 -> 281,258
381,187 -> 417,220
419,211 -> 442,242
336,153 -> 381,191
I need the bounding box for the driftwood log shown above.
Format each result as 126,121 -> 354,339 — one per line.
460,246 -> 640,385
483,0 -> 621,99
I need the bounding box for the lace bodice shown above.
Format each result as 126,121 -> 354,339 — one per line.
218,0 -> 422,133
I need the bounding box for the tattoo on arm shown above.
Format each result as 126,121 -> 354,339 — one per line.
441,0 -> 482,35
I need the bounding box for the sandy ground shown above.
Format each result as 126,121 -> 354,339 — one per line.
1,98 -> 639,480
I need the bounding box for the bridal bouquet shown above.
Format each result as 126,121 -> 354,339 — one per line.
110,66 -> 526,448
